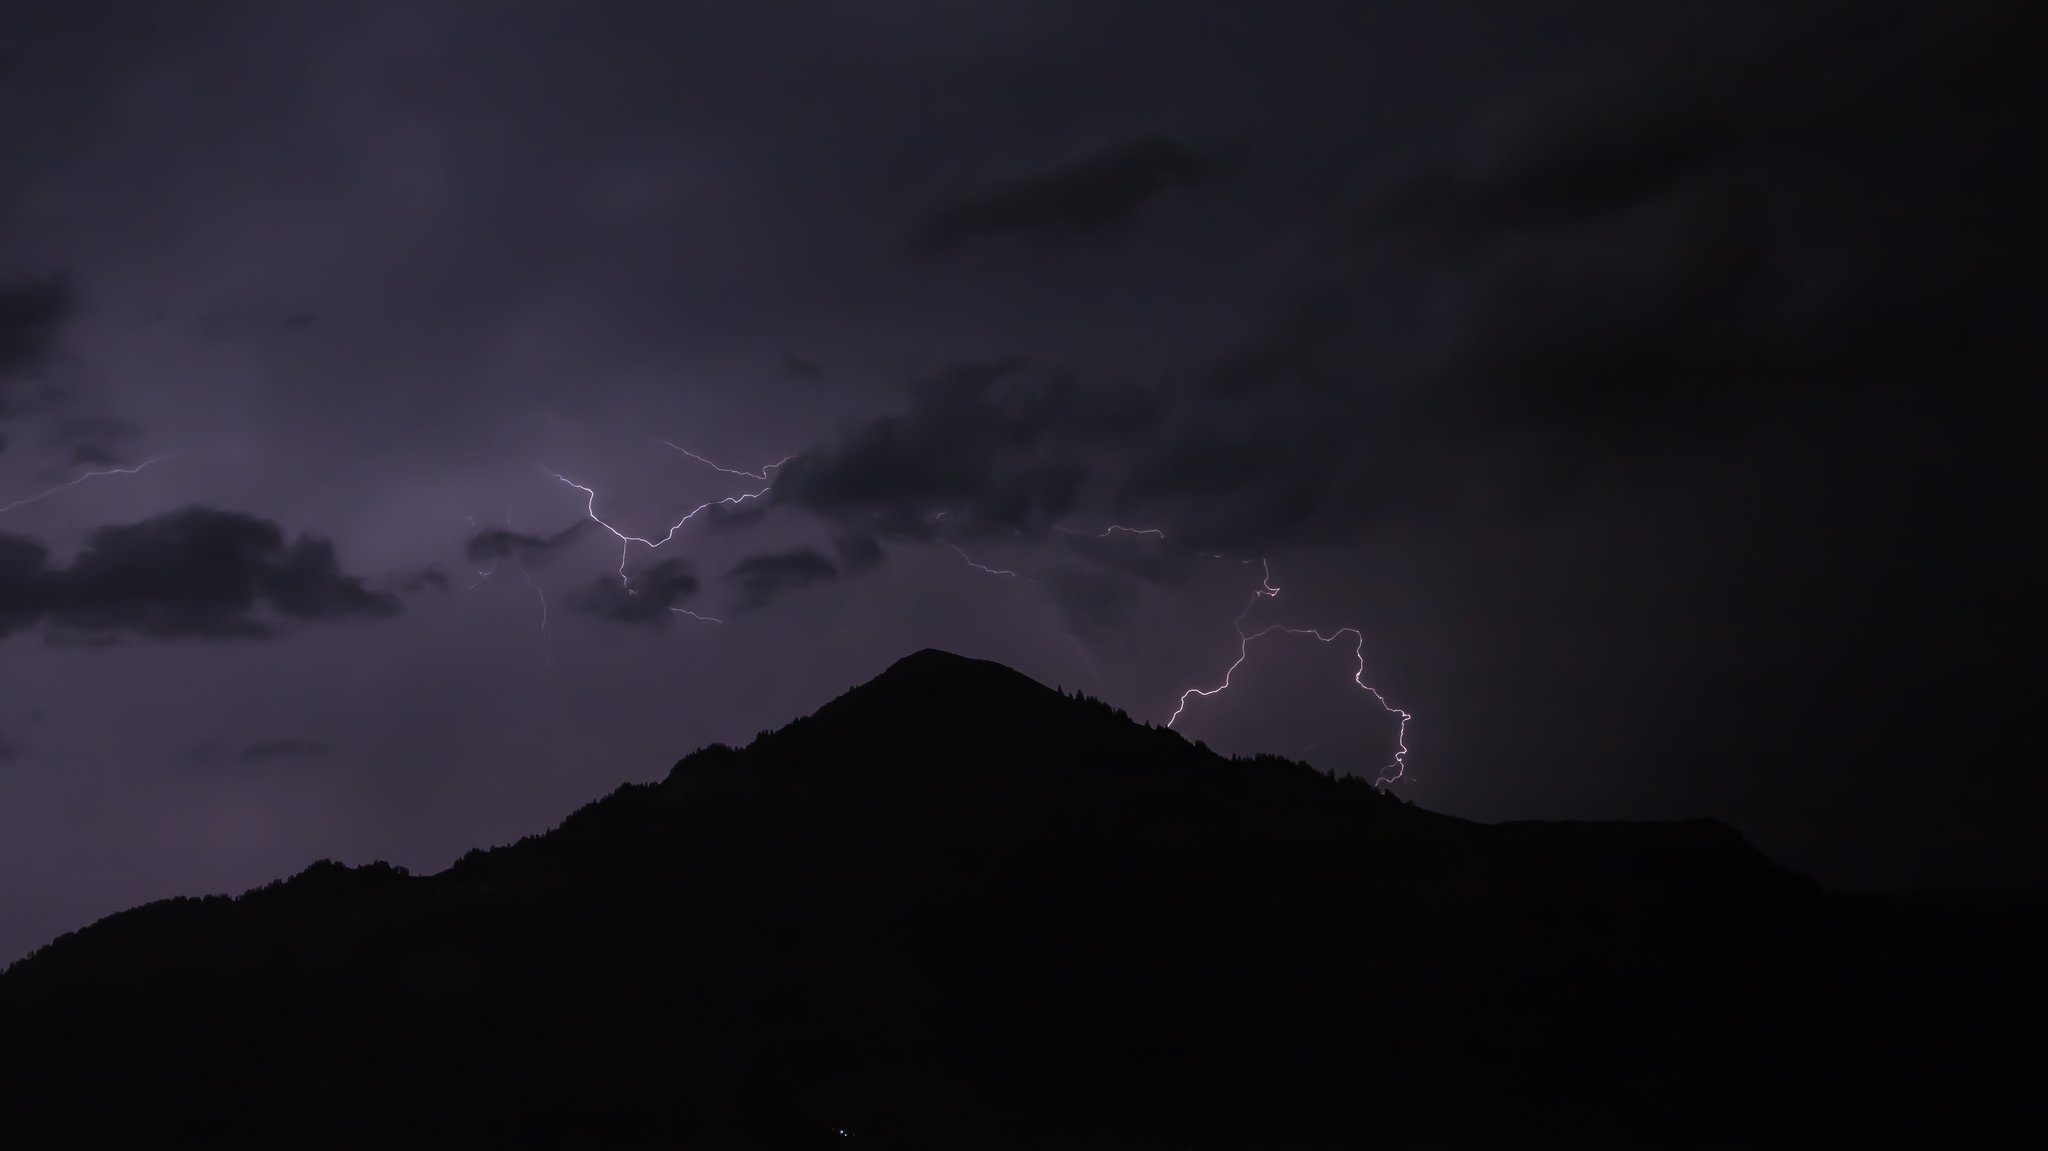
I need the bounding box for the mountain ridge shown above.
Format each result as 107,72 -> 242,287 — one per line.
0,648 -> 2037,1147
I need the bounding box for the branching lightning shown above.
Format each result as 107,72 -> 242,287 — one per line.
1059,527 -> 1409,787
658,441 -> 793,481
510,436 -> 1411,785
542,452 -> 780,592
1161,558 -> 1411,787
0,455 -> 175,518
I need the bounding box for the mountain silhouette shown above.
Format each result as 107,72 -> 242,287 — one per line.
1,649 -> 2040,1147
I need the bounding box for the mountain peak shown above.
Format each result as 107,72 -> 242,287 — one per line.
811,646 -> 1071,732
877,646 -> 1047,688
6,650 -> 2022,1147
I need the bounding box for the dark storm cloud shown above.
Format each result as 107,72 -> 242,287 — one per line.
766,337 -> 1346,558
911,135 -> 1238,253
1360,0 -> 2042,452
1109,0 -> 2034,547
0,275 -> 73,422
724,546 -> 838,612
462,520 -> 594,569
565,557 -> 700,629
0,731 -> 19,764
0,507 -> 401,641
1202,286 -> 1359,400
0,275 -> 71,381
1051,528 -> 1205,588
391,567 -> 450,595
786,0 -> 2043,558
770,356 -> 1148,542
237,737 -> 332,763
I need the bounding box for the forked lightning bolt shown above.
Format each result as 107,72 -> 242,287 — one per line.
1068,528 -> 1410,787
524,437 -> 1411,784
1163,561 -> 1411,787
658,441 -> 793,481
542,448 -> 782,592
0,455 -> 175,518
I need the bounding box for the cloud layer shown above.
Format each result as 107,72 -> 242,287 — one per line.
755,0 -> 2041,561
0,506 -> 401,641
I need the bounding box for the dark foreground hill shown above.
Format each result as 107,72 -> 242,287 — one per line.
1,650 -> 2041,1148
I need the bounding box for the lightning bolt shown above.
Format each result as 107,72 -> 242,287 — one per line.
0,455 -> 176,518
1060,527 -> 1409,787
464,506 -> 553,664
1162,558 -> 1411,787
658,441 -> 793,481
519,436 -> 1412,785
542,451 -> 780,592
945,542 -> 1023,580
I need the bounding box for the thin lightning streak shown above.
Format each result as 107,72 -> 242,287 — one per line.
530,437 -> 1410,782
541,464 -> 775,591
508,498 -> 552,665
0,455 -> 176,517
518,559 -> 552,664
1162,564 -> 1412,787
1058,525 -> 1410,787
658,441 -> 794,481
460,515 -> 499,592
463,509 -> 552,663
946,542 -> 1022,580
1054,523 -> 1166,540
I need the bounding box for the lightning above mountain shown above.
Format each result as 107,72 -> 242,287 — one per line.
511,437 -> 1410,786
1065,531 -> 1409,787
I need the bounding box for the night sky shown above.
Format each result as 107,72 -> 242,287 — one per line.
1,0 -> 2039,963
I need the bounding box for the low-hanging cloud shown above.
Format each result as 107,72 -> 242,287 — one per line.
565,556 -> 701,629
0,274 -> 74,427
462,519 -> 595,569
0,506 -> 402,642
768,0 -> 2042,562
768,356 -> 1142,543
724,546 -> 839,612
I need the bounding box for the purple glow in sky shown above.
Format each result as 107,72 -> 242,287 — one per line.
1,0 -> 2039,962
